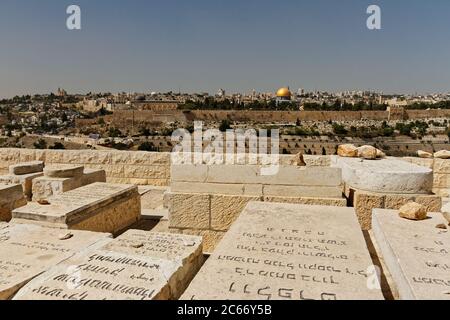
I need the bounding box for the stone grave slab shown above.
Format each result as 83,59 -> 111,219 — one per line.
32,176 -> 82,202
0,172 -> 44,201
44,165 -> 84,178
0,184 -> 27,221
331,156 -> 433,194
13,183 -> 141,234
182,202 -> 384,300
9,161 -> 44,175
32,168 -> 107,202
13,230 -> 203,300
0,223 -> 110,300
372,209 -> 450,300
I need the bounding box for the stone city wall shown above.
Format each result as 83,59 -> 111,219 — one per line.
192,109 -> 450,122
76,109 -> 450,129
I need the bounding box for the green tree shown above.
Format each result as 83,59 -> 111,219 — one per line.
138,141 -> 158,152
219,120 -> 232,132
49,142 -> 65,150
33,139 -> 47,149
108,127 -> 122,138
332,123 -> 348,135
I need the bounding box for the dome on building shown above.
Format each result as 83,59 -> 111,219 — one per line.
276,87 -> 292,98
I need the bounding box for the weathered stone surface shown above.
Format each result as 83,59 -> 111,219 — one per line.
182,202 -> 384,300
303,155 -> 331,167
402,157 -> 435,169
81,168 -> 106,186
433,188 -> 450,198
417,150 -> 433,159
434,150 -> 450,159
288,153 -> 306,166
13,230 -> 203,300
210,195 -> 261,231
43,165 -> 85,178
414,195 -> 442,213
442,203 -> 450,225
337,144 -> 358,158
262,185 -> 343,198
264,196 -> 347,207
171,182 -> 342,198
0,172 -> 44,200
433,173 -> 450,189
0,223 -> 110,300
0,184 -> 27,221
168,193 -> 210,229
263,166 -> 342,187
384,195 -> 415,210
398,202 -> 428,221
171,182 -> 247,196
171,164 -> 208,183
442,214 -> 450,225
124,165 -> 168,180
0,149 -> 172,186
372,209 -> 450,300
443,202 -> 450,215
434,159 -> 450,173
357,146 -> 378,160
351,189 -> 441,230
9,161 -> 44,175
172,164 -> 342,187
140,186 -> 168,209
353,191 -> 385,231
332,157 -> 433,194
176,229 -> 225,254
13,183 -> 141,234
32,176 -> 82,202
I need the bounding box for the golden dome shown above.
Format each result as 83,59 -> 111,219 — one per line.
276,87 -> 291,97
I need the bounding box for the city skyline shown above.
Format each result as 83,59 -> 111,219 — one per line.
1,0 -> 450,98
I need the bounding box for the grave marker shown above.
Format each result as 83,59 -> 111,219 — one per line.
0,223 -> 110,300
0,184 -> 27,221
44,165 -> 84,178
372,209 -> 450,300
182,202 -> 384,300
13,183 -> 141,234
9,161 -> 44,175
13,230 -> 203,300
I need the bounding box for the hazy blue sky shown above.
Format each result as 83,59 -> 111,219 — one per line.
1,0 -> 449,98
